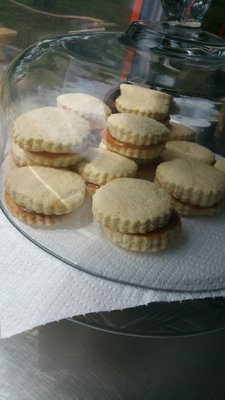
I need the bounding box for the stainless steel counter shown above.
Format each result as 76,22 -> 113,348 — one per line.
1,319 -> 225,399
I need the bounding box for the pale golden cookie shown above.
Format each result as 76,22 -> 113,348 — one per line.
75,147 -> 137,187
4,165 -> 86,225
106,113 -> 168,161
166,121 -> 195,141
92,178 -> 181,252
57,93 -> 112,129
12,107 -> 91,167
115,84 -> 172,121
155,159 -> 225,215
160,140 -> 215,164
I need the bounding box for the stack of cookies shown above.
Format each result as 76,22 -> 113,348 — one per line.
4,83 -> 225,255
103,83 -> 197,180
92,178 -> 182,252
4,165 -> 86,226
5,106 -> 91,227
104,83 -> 171,167
5,99 -> 139,227
155,158 -> 225,216
11,106 -> 91,168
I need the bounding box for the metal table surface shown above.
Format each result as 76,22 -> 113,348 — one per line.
1,319 -> 225,400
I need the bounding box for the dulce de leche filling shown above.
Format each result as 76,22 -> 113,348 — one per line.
106,130 -> 164,150
85,182 -> 100,196
86,182 -> 100,190
28,150 -> 76,160
172,196 -> 221,210
4,192 -> 62,218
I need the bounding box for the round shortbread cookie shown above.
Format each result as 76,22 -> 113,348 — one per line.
166,121 -> 195,141
76,147 -> 137,186
57,93 -> 112,129
160,140 -> 215,164
12,106 -> 91,153
214,158 -> 225,174
155,159 -> 225,208
92,178 -> 173,234
4,165 -> 86,216
115,84 -> 172,121
107,113 -> 169,145
102,212 -> 181,252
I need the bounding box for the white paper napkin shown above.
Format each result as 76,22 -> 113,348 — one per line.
1,206 -> 225,339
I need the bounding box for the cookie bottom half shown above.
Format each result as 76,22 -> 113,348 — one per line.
102,212 -> 181,252
172,197 -> 225,216
4,192 -> 70,226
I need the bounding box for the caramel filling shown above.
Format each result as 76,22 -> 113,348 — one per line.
28,150 -> 76,160
106,131 -> 164,150
172,196 -> 220,211
86,182 -> 100,190
4,192 -> 59,218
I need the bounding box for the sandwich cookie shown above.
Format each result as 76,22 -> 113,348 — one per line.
4,165 -> 86,226
12,106 -> 91,168
106,113 -> 169,163
155,158 -> 225,216
115,83 -> 172,122
75,147 -> 137,195
92,177 -> 181,252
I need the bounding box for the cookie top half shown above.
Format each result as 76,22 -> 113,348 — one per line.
161,140 -> 215,164
156,159 -> 225,207
57,93 -> 111,129
13,106 -> 91,153
92,178 -> 173,233
5,165 -> 86,215
76,147 -> 137,185
107,113 -> 169,145
115,84 -> 172,120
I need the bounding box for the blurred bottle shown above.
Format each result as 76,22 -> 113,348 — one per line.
202,0 -> 225,37
129,0 -> 163,23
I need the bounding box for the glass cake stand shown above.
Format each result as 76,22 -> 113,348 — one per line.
1,0 -> 225,298
1,0 -> 225,338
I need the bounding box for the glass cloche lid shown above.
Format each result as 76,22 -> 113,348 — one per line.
1,1 -> 225,294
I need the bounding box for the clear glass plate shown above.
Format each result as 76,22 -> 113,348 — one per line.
70,297 -> 225,337
1,29 -> 225,293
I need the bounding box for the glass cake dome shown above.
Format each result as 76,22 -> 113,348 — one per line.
1,0 -> 225,296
